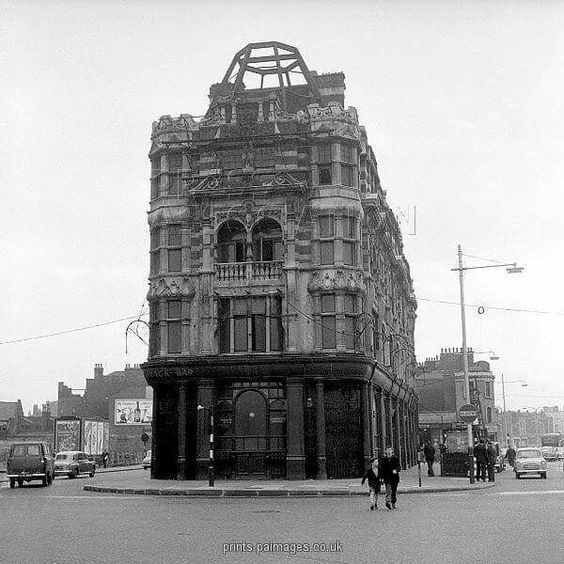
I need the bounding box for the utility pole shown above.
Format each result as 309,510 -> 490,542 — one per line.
457,245 -> 475,483
452,245 -> 523,483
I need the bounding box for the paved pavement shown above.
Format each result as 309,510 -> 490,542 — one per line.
83,463 -> 496,497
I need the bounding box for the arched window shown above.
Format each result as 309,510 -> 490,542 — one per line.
251,218 -> 283,262
217,220 -> 246,263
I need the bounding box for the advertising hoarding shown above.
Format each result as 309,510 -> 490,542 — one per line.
54,419 -> 81,452
82,420 -> 108,455
115,399 -> 152,425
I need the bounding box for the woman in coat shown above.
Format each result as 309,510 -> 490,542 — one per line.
361,457 -> 381,510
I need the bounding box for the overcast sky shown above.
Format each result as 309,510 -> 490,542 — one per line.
2,0 -> 563,414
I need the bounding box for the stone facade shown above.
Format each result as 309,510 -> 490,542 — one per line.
142,42 -> 418,480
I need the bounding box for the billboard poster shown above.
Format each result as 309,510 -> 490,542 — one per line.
115,399 -> 152,425
82,420 -> 108,455
55,419 -> 81,452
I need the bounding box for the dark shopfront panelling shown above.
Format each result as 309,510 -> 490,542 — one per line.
154,384 -> 178,479
144,357 -> 413,480
324,384 -> 363,479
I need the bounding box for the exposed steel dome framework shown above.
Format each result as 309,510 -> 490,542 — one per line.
218,41 -> 321,106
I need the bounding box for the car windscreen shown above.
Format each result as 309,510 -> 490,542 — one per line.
56,454 -> 71,460
517,449 -> 541,458
12,445 -> 26,456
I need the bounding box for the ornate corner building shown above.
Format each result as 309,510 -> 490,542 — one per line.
142,42 -> 418,480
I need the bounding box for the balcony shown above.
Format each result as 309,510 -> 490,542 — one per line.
215,260 -> 284,282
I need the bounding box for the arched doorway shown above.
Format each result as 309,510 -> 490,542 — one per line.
234,390 -> 267,476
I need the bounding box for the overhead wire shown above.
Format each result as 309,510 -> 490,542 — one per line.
417,297 -> 564,316
0,313 -> 149,345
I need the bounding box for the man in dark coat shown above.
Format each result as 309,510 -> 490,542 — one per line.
486,442 -> 498,482
473,439 -> 488,482
361,457 -> 381,510
379,446 -> 401,510
505,446 -> 516,467
423,442 -> 436,477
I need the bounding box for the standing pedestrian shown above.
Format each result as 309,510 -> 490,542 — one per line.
102,450 -> 109,469
380,446 -> 401,510
474,439 -> 488,482
423,441 -> 436,477
486,441 -> 497,482
505,445 -> 516,467
361,457 -> 381,511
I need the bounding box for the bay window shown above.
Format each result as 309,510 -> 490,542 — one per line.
219,295 -> 283,353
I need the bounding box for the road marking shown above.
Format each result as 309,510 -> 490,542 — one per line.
495,490 -> 564,496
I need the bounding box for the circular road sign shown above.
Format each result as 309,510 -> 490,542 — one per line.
459,404 -> 479,423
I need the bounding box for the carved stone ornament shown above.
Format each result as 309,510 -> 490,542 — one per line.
147,277 -> 196,300
263,172 -> 305,188
190,174 -> 222,192
296,104 -> 359,124
308,269 -> 366,294
148,206 -> 190,226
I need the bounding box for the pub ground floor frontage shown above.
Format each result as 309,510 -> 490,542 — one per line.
142,355 -> 418,480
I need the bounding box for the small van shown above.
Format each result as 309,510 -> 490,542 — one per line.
6,442 -> 55,488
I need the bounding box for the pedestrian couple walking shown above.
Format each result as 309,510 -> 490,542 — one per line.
361,447 -> 401,511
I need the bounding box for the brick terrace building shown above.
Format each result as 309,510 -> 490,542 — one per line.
416,347 -> 498,444
142,42 -> 418,480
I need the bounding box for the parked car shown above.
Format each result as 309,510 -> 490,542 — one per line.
54,451 -> 96,479
6,442 -> 55,488
514,447 -> 547,479
541,447 -> 559,462
142,449 -> 151,470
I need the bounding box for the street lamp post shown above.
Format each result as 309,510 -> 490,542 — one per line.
197,404 -> 215,487
452,244 -> 523,484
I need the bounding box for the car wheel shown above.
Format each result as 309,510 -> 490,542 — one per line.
17,479 -> 24,487
541,472 -> 547,479
9,479 -> 15,489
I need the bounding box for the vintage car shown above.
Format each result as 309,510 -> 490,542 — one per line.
540,446 -> 559,462
514,447 -> 547,479
54,451 -> 96,479
6,442 -> 55,488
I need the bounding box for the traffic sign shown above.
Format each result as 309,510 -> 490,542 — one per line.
459,404 -> 479,424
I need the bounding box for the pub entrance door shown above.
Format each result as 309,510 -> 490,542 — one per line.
234,390 -> 268,477
216,384 -> 287,479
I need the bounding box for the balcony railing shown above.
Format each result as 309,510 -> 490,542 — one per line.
215,260 -> 283,282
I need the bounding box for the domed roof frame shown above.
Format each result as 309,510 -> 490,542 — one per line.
219,41 -> 321,109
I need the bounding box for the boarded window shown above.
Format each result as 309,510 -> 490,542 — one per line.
343,241 -> 355,266
168,225 -> 181,247
319,215 -> 334,237
168,249 -> 181,272
167,321 -> 182,354
320,241 -> 334,265
321,316 -> 336,349
341,164 -> 354,186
